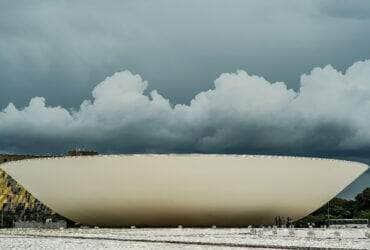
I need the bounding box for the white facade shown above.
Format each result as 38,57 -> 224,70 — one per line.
1,155 -> 368,227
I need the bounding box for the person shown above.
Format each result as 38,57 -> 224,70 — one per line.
287,217 -> 292,227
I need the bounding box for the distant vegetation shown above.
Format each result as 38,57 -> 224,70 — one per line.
295,187 -> 370,227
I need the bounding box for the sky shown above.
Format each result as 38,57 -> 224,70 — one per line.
0,0 -> 370,198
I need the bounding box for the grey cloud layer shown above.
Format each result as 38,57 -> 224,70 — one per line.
1,60 -> 370,155
1,0 -> 370,108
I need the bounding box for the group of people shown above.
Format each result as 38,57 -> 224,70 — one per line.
274,216 -> 293,227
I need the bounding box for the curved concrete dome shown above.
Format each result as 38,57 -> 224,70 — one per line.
1,155 -> 368,227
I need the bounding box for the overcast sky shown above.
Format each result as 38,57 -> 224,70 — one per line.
1,0 -> 370,108
1,0 -> 370,198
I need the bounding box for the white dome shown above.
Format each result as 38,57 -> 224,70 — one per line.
1,154 -> 367,227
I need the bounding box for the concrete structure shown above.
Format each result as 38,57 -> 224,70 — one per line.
0,155 -> 368,227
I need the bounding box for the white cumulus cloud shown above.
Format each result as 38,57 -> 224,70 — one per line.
1,60 -> 370,155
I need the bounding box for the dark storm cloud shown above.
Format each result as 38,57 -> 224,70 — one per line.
321,1 -> 370,19
1,0 -> 370,108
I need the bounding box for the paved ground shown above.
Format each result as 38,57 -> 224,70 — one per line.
0,227 -> 369,249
